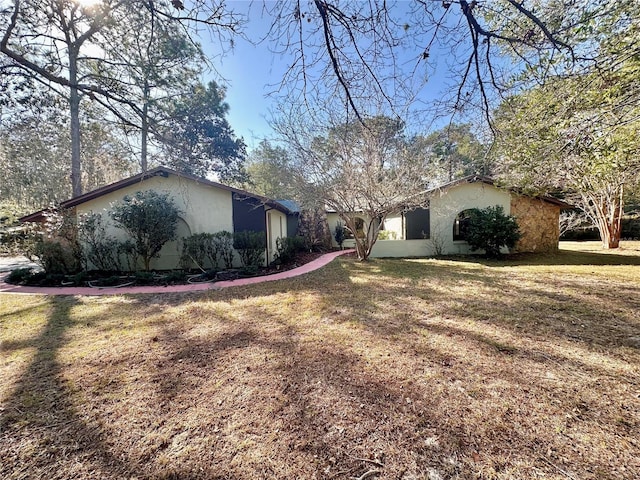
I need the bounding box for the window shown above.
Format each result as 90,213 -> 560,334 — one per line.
453,210 -> 473,241
404,208 -> 430,239
343,217 -> 365,239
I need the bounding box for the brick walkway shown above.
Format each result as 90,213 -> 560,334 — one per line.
0,250 -> 354,296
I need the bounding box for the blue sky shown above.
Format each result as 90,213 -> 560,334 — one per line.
199,2 -> 483,151
201,5 -> 289,150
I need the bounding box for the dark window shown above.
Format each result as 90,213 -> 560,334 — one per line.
344,217 -> 365,239
232,194 -> 266,233
405,208 -> 430,239
286,213 -> 299,237
453,210 -> 473,241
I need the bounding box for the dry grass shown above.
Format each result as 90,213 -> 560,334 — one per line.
1,241 -> 639,479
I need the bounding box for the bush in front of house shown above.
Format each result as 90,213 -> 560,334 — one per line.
334,221 -> 346,249
20,208 -> 84,275
78,212 -> 123,272
110,190 -> 181,271
180,232 -> 212,270
6,267 -> 34,285
180,230 -> 236,270
298,209 -> 332,252
213,231 -> 235,269
233,230 -> 265,270
466,205 -> 521,258
274,236 -> 306,265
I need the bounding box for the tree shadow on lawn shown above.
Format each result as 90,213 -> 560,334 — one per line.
338,258 -> 640,349
140,305 -> 521,479
444,248 -> 640,267
2,265 -> 639,478
0,296 -> 150,479
116,294 -> 638,479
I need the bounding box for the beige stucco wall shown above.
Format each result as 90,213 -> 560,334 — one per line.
382,214 -> 404,240
430,182 -> 512,255
327,182 -> 519,257
510,195 -> 560,253
75,173 -> 234,270
327,211 -> 405,247
369,240 -> 432,258
266,208 -> 287,264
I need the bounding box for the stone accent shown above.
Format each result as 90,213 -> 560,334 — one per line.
510,195 -> 561,253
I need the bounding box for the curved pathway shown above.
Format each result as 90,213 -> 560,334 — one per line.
0,250 -> 354,296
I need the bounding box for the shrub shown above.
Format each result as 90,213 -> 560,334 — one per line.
25,210 -> 83,274
214,231 -> 235,269
298,209 -> 332,252
133,271 -> 155,284
180,231 -> 235,270
30,240 -> 81,274
78,212 -> 121,272
622,214 -> 640,240
162,270 -> 187,285
20,208 -> 84,275
377,230 -> 397,240
274,236 -> 305,265
233,230 -> 265,268
117,240 -> 139,272
6,267 -> 34,285
334,221 -> 346,248
180,233 -> 212,270
466,205 -> 521,258
110,190 -> 181,271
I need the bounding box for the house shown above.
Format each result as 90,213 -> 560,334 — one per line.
326,175 -> 570,257
20,166 -> 298,269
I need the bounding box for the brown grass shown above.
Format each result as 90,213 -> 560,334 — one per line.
1,241 -> 639,479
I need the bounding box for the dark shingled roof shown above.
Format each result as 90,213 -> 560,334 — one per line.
428,175 -> 572,208
20,166 -> 294,223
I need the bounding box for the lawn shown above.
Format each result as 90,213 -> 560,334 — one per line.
1,241 -> 639,479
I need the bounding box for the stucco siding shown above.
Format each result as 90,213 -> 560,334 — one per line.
383,214 -> 404,239
75,173 -> 234,270
267,209 -> 287,264
370,240 -> 433,258
430,182 -> 511,255
326,181 -> 560,258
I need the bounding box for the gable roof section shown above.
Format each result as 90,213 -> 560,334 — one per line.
20,166 -> 294,223
430,175 -> 572,208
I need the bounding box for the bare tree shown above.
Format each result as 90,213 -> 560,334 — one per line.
275,109 -> 435,260
264,1 -> 591,124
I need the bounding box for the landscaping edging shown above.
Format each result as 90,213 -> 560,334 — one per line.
0,250 -> 354,296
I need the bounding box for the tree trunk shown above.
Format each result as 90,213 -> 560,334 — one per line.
607,185 -> 624,249
69,46 -> 82,197
587,185 -> 623,250
340,213 -> 384,261
141,81 -> 149,172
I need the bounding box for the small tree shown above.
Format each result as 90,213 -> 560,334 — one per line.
180,233 -> 211,271
110,191 -> 181,271
298,208 -> 332,252
466,206 -> 521,259
275,114 -> 435,260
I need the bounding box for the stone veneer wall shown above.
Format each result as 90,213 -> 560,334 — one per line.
510,195 -> 561,253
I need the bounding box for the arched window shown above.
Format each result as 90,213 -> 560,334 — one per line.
453,210 -> 473,241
